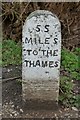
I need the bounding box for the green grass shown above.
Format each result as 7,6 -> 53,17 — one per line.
2,40 -> 22,66
61,48 -> 79,80
59,47 -> 80,107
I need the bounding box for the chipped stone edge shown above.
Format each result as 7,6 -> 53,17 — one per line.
28,10 -> 57,18
23,10 -> 60,25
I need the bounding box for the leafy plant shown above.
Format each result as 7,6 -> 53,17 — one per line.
2,39 -> 22,66
59,76 -> 73,106
61,48 -> 79,80
59,48 -> 79,107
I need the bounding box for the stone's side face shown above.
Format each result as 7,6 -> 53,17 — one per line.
22,10 -> 61,101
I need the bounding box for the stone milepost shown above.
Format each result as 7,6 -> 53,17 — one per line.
22,10 -> 61,102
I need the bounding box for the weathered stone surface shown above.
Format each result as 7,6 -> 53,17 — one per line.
22,10 -> 61,101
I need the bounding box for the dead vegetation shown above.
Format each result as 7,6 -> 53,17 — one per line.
2,2 -> 80,50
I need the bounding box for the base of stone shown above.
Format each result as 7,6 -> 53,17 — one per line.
22,79 -> 59,101
22,99 -> 59,111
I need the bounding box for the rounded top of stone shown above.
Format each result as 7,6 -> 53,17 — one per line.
27,10 -> 59,20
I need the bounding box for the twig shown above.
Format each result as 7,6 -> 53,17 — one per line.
66,18 -> 71,35
68,18 -> 74,27
62,35 -> 79,41
0,15 -> 7,25
14,1 -> 31,24
59,87 -> 64,94
19,1 -> 31,20
2,76 -> 22,83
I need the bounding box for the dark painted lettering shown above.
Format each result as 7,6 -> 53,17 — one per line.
41,50 -> 46,56
54,61 -> 58,67
54,38 -> 58,44
29,61 -> 35,67
36,25 -> 41,32
53,49 -> 58,56
33,50 -> 38,55
36,60 -> 40,67
44,25 -> 49,32
25,60 -> 28,67
27,50 -> 32,55
42,61 -> 48,67
25,37 -> 33,45
39,38 -> 43,44
25,37 -> 32,44
49,61 -> 54,68
45,38 -> 50,44
34,38 -> 37,44
47,50 -> 52,57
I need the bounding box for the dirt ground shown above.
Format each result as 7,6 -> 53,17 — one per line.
2,79 -> 79,119
2,74 -> 79,119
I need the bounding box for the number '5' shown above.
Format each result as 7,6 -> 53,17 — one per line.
36,25 -> 49,32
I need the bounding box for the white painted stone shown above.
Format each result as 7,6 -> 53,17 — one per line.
22,10 -> 61,101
